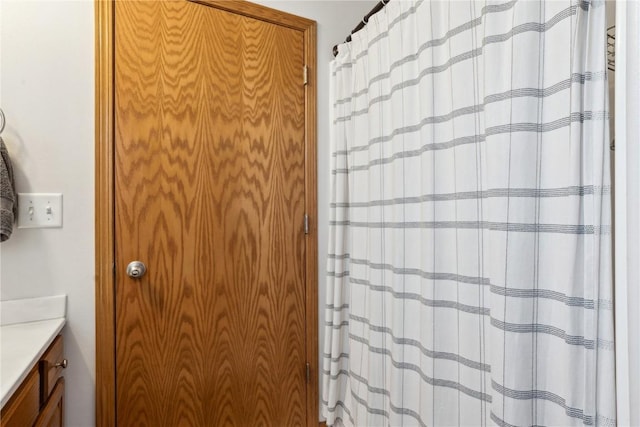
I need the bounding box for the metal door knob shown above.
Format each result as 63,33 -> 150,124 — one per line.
54,359 -> 68,369
126,261 -> 147,279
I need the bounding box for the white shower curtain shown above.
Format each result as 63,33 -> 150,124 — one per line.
323,1 -> 615,426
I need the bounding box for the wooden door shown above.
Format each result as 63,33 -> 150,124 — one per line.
113,1 -> 312,425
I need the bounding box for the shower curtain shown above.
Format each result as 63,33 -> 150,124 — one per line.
323,1 -> 615,426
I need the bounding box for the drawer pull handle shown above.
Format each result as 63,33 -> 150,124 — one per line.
53,359 -> 68,369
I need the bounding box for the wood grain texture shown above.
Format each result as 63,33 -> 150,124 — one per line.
94,0 -> 116,425
187,0 -> 315,30
34,378 -> 64,427
114,1 -> 309,425
39,335 -> 64,404
0,367 -> 40,427
303,22 -> 319,427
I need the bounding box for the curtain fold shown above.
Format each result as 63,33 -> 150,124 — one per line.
322,1 -> 614,426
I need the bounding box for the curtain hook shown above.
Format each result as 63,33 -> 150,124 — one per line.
0,109 -> 5,135
362,16 -> 368,26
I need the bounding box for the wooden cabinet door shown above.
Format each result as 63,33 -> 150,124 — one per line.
34,378 -> 64,427
114,1 -> 310,425
0,367 -> 40,427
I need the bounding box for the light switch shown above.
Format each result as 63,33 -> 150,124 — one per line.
17,193 -> 63,228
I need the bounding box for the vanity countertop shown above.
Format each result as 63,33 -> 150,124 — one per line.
0,295 -> 66,409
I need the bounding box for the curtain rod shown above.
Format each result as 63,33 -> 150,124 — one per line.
332,0 -> 391,57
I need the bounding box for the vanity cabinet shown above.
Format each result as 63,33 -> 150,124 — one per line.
1,336 -> 66,427
34,377 -> 64,427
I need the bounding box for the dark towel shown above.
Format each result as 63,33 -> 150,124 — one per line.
0,137 -> 17,241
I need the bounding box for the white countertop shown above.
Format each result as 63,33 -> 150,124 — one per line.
0,295 -> 66,409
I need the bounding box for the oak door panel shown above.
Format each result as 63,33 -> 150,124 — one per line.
115,1 -> 306,425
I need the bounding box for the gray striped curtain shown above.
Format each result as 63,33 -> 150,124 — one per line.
322,1 -> 615,426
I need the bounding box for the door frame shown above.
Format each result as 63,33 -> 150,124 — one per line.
94,1 -> 318,425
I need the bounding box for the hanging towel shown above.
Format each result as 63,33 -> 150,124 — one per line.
0,137 -> 17,241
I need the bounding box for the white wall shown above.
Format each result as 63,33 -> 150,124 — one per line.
0,1 -> 95,426
0,1 -> 374,425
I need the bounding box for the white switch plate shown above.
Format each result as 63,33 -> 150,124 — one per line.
17,193 -> 63,228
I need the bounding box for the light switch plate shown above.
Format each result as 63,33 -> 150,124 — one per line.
17,193 -> 63,228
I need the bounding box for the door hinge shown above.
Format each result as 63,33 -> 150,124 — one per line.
305,362 -> 311,383
304,214 -> 309,235
303,65 -> 309,86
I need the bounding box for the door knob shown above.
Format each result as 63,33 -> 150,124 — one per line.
54,359 -> 68,369
126,261 -> 147,279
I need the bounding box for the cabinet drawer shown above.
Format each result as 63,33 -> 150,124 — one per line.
0,366 -> 40,427
34,377 -> 64,427
39,335 -> 64,404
